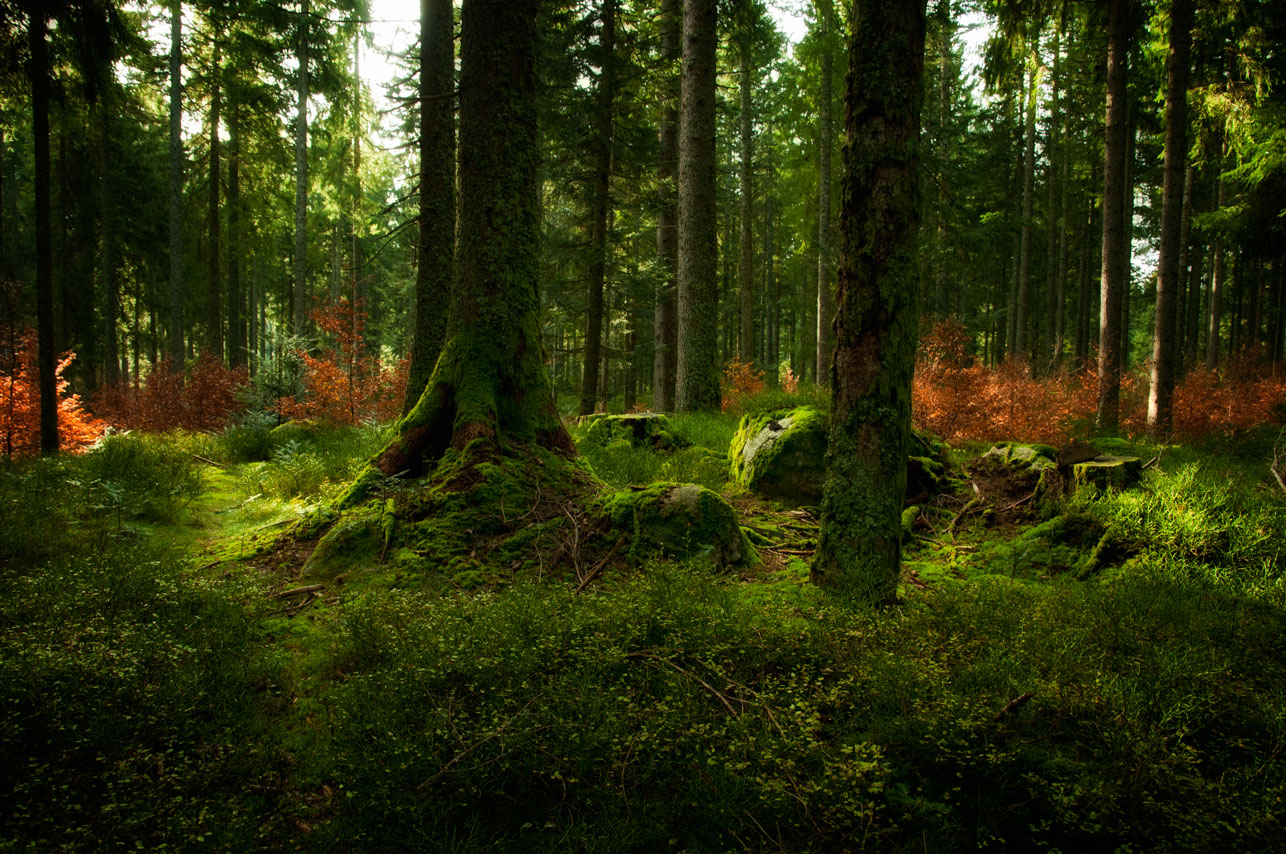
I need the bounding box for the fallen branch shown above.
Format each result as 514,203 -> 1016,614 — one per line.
947,496 -> 982,540
992,691 -> 1035,722
1270,428 -> 1286,495
998,491 -> 1036,512
628,653 -> 738,717
191,453 -> 228,469
1141,455 -> 1159,471
574,537 -> 623,593
272,584 -> 325,599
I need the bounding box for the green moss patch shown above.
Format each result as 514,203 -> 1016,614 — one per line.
598,482 -> 756,569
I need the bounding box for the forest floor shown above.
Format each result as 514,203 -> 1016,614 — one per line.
3,408 -> 1286,852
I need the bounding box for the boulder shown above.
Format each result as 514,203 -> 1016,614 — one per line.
728,407 -> 829,503
579,412 -> 687,451
599,482 -> 754,568
729,407 -> 949,504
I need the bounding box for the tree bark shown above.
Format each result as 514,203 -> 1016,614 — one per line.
206,48 -> 222,362
579,0 -> 617,416
1017,62 -> 1035,363
227,108 -> 243,367
815,0 -> 834,382
814,0 -> 925,603
675,0 -> 720,412
1205,176 -> 1225,369
652,0 -> 680,412
1147,0 -> 1193,434
168,0 -> 184,368
404,0 -> 456,415
1097,0 -> 1131,433
293,0 -> 311,336
737,16 -> 754,366
31,10 -> 57,453
98,102 -> 119,388
345,0 -> 571,504
1178,162 -> 1197,372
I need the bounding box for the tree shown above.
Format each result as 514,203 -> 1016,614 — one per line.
815,0 -> 834,382
403,0 -> 455,414
168,0 -> 184,367
652,0 -> 680,412
1147,0 -> 1194,434
1097,0 -> 1132,433
292,0 -> 310,335
342,0 -> 571,503
736,0 -> 755,365
674,0 -> 720,412
30,7 -> 55,452
813,0 -> 925,602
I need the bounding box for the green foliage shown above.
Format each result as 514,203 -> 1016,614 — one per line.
81,432 -> 207,524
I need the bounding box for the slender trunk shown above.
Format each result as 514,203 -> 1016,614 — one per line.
1052,90 -> 1071,371
1178,162 -> 1196,371
1205,177 -> 1226,369
168,0 -> 184,368
815,0 -> 925,602
293,0 -> 311,335
1097,0 -> 1130,432
227,110 -> 243,366
206,49 -> 222,361
652,0 -> 679,412
1147,0 -> 1193,432
737,19 -> 754,365
579,0 -> 617,416
815,0 -> 834,381
32,11 -> 57,453
99,103 -> 119,388
405,0 -> 456,414
675,0 -> 720,412
1047,29 -> 1064,371
1017,62 -> 1036,363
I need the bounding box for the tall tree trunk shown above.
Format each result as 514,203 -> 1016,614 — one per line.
1147,0 -> 1193,433
206,49 -> 223,362
405,0 -> 456,414
347,0 -> 571,504
99,102 -> 119,388
227,109 -> 243,367
579,0 -> 617,416
1178,162 -> 1197,371
675,0 -> 720,412
293,0 -> 311,335
31,11 -> 57,453
815,0 -> 925,602
737,17 -> 754,365
652,0 -> 679,412
168,0 -> 184,368
815,0 -> 834,381
1097,0 -> 1131,433
1017,62 -> 1036,363
1205,176 -> 1226,369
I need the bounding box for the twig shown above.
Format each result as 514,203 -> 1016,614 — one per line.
415,699 -> 535,791
272,584 -> 325,599
1141,455 -> 1160,471
947,496 -> 981,540
627,653 -> 739,717
919,537 -> 977,552
269,593 -> 319,617
192,453 -> 228,469
574,537 -> 623,593
999,491 -> 1036,512
992,691 -> 1035,722
1270,428 -> 1286,495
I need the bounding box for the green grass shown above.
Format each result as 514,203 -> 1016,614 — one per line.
2,419 -> 1284,851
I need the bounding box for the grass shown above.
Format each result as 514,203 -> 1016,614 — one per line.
1,415 -> 1285,851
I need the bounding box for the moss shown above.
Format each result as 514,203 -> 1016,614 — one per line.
901,505 -> 920,537
1072,457 -> 1143,494
728,406 -> 829,503
304,505 -> 383,581
598,482 -> 755,569
579,413 -> 688,451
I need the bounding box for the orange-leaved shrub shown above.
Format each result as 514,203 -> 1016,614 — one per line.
1,330 -> 105,457
274,299 -> 407,426
721,358 -> 766,414
912,316 -> 1285,444
92,357 -> 250,433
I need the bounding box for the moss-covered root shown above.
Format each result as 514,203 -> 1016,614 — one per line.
599,482 -> 756,569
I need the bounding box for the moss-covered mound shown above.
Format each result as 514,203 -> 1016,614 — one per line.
729,407 -> 950,504
577,412 -> 688,451
598,482 -> 755,569
728,407 -> 829,503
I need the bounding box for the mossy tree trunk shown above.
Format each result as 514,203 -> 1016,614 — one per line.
675,0 -> 721,412
404,0 -> 456,415
344,0 -> 571,504
1097,0 -> 1132,433
1147,0 -> 1194,434
815,0 -> 834,383
813,0 -> 925,604
652,0 -> 680,412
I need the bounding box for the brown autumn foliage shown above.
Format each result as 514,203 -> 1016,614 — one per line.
721,357 -> 766,414
274,299 -> 408,426
913,317 -> 1286,445
0,330 -> 106,458
92,357 -> 251,433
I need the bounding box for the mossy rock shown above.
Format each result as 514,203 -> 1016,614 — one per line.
580,413 -> 688,451
1071,456 -> 1143,493
729,407 -> 949,503
728,407 -> 829,503
268,419 -> 321,448
599,482 -> 755,569
979,442 -> 1059,472
303,502 -> 390,581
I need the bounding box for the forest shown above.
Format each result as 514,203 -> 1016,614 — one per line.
2,0 -> 1286,849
